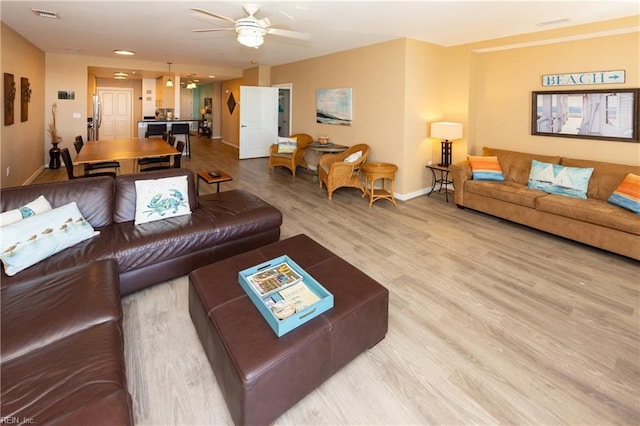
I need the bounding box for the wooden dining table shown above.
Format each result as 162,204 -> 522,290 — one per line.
73,138 -> 180,173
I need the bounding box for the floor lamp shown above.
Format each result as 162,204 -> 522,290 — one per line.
430,122 -> 463,167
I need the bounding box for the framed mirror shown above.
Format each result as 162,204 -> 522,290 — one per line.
531,88 -> 639,143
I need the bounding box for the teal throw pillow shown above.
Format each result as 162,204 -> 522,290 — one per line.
528,159 -> 594,199
0,202 -> 98,276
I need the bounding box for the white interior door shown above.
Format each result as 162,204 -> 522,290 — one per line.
97,88 -> 133,140
239,86 -> 278,159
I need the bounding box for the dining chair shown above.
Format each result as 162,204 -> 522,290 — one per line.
137,135 -> 176,168
61,148 -> 116,180
73,135 -> 121,175
169,123 -> 191,158
318,143 -> 370,199
268,133 -> 313,177
141,141 -> 185,172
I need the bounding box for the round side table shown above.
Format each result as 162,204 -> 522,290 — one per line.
362,162 -> 398,207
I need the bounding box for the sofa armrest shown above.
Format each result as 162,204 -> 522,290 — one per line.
450,161 -> 472,207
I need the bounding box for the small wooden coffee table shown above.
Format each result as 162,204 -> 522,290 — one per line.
197,170 -> 232,193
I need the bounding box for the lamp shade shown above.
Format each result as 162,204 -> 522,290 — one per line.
430,122 -> 463,141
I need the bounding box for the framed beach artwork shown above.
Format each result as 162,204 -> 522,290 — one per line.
316,88 -> 352,126
531,88 -> 639,143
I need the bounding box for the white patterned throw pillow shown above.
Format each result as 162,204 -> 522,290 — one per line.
277,137 -> 298,154
343,150 -> 363,164
0,202 -> 98,276
0,195 -> 53,227
134,176 -> 191,225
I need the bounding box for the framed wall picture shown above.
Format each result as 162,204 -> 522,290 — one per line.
531,88 -> 639,143
316,88 -> 352,126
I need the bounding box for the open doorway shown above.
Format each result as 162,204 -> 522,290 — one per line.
273,83 -> 292,137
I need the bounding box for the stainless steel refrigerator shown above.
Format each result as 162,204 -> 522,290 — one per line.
90,93 -> 101,140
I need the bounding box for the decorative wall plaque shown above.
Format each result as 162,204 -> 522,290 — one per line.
4,73 -> 16,126
21,77 -> 31,122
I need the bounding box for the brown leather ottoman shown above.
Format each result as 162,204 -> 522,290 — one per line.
189,234 -> 388,426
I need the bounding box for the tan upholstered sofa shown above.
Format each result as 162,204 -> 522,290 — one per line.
450,147 -> 640,260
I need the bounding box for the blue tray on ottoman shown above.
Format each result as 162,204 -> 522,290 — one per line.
238,255 -> 333,336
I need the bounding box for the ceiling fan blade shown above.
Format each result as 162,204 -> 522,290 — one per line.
266,28 -> 311,40
190,8 -> 237,24
191,28 -> 235,33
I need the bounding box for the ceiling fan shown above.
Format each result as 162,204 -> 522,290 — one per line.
191,4 -> 311,49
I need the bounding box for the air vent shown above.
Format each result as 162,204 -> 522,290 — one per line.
32,9 -> 59,19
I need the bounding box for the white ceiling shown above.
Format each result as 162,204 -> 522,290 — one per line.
2,0 -> 638,84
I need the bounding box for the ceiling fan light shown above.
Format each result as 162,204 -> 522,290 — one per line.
237,28 -> 264,48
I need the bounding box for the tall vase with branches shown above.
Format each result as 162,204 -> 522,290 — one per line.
47,103 -> 61,146
47,103 -> 62,169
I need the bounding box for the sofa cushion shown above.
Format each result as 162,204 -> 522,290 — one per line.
0,322 -> 132,425
0,231 -> 114,290
0,176 -> 115,228
0,260 -> 121,363
0,202 -> 99,276
105,209 -> 221,274
528,160 -> 594,199
561,157 -> 640,201
608,173 -> 640,214
465,180 -> 548,208
483,147 -> 561,185
114,168 -> 198,224
536,194 -> 640,235
134,175 -> 191,225
468,155 -> 504,181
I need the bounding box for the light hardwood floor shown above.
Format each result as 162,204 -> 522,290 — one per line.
33,136 -> 640,425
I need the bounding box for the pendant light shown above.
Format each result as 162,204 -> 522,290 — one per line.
166,62 -> 173,87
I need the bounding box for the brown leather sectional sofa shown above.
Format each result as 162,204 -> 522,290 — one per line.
0,168 -> 282,424
451,147 -> 640,260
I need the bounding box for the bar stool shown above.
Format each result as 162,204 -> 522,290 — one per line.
145,123 -> 167,138
170,123 -> 191,158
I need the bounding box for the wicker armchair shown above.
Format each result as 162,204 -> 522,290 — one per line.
268,133 -> 313,177
318,144 -> 370,199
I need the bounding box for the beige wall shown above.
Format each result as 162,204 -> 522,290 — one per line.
1,23 -> 46,188
270,16 -> 639,196
461,16 -> 640,165
469,33 -> 639,164
2,17 -> 638,191
272,39 -> 422,193
220,78 -> 242,147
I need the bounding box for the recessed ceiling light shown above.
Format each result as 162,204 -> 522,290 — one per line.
113,50 -> 135,56
32,9 -> 59,19
113,76 -> 127,80
113,72 -> 128,77
208,75 -> 216,79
